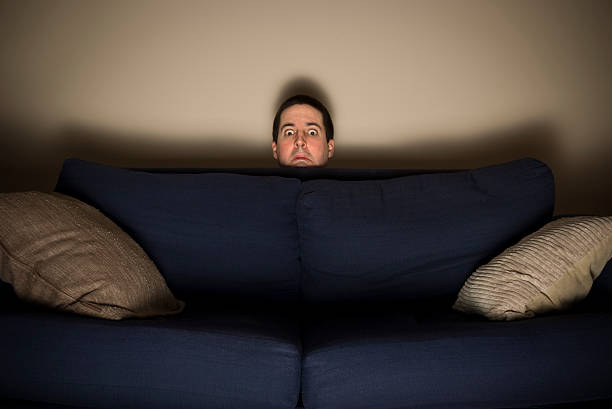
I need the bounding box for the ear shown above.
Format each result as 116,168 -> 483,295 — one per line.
327,139 -> 335,158
272,141 -> 278,160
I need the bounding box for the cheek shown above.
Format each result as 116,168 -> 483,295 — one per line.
307,142 -> 326,164
278,141 -> 294,156
312,139 -> 328,154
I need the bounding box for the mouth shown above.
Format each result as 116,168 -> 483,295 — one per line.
292,153 -> 312,163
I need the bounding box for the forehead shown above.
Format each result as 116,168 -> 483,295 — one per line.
280,104 -> 324,125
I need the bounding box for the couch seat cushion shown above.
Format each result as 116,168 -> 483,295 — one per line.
302,301 -> 612,409
0,300 -> 301,409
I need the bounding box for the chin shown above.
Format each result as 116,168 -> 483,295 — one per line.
277,157 -> 327,168
292,160 -> 328,168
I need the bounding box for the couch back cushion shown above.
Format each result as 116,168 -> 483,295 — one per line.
297,158 -> 555,304
55,159 -> 302,301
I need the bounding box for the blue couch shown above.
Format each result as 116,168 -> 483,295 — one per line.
1,157 -> 611,409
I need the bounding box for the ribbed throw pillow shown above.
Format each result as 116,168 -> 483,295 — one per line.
453,216 -> 612,320
0,192 -> 185,320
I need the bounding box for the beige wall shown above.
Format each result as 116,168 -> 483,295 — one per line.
1,0 -> 611,214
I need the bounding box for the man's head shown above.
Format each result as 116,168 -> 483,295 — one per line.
272,94 -> 334,167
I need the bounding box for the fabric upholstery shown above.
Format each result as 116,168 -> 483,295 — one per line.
55,159 -> 302,301
0,303 -> 301,409
0,192 -> 184,320
592,258 -> 612,300
297,158 -> 554,303
0,158 -> 605,409
301,307 -> 612,409
454,216 -> 612,320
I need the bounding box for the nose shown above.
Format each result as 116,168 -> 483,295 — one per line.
294,133 -> 306,148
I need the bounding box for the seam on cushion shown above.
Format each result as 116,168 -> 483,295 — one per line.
0,240 -> 101,312
24,311 -> 303,346
0,238 -> 34,272
64,290 -> 115,314
32,265 -> 102,312
14,379 -> 295,409
296,185 -> 308,301
295,182 -> 306,408
468,171 -> 494,198
302,328 -> 583,357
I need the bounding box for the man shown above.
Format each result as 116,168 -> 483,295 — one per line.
272,95 -> 335,167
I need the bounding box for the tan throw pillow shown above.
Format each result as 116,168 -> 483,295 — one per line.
453,216 -> 612,320
0,191 -> 185,320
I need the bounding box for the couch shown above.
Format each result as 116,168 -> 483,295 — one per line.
1,157 -> 611,409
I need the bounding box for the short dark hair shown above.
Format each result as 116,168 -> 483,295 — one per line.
272,94 -> 334,143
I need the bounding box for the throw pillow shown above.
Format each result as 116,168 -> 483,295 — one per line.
0,191 -> 185,320
453,216 -> 612,320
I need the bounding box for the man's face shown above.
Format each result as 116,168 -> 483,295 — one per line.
272,104 -> 334,167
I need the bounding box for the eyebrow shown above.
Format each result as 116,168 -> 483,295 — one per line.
280,122 -> 323,131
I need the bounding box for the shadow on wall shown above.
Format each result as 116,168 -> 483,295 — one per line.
0,118 -> 611,215
332,121 -> 561,170
274,76 -> 335,117
0,120 -> 552,182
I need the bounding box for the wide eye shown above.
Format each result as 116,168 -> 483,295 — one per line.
308,129 -> 318,136
284,129 -> 295,137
